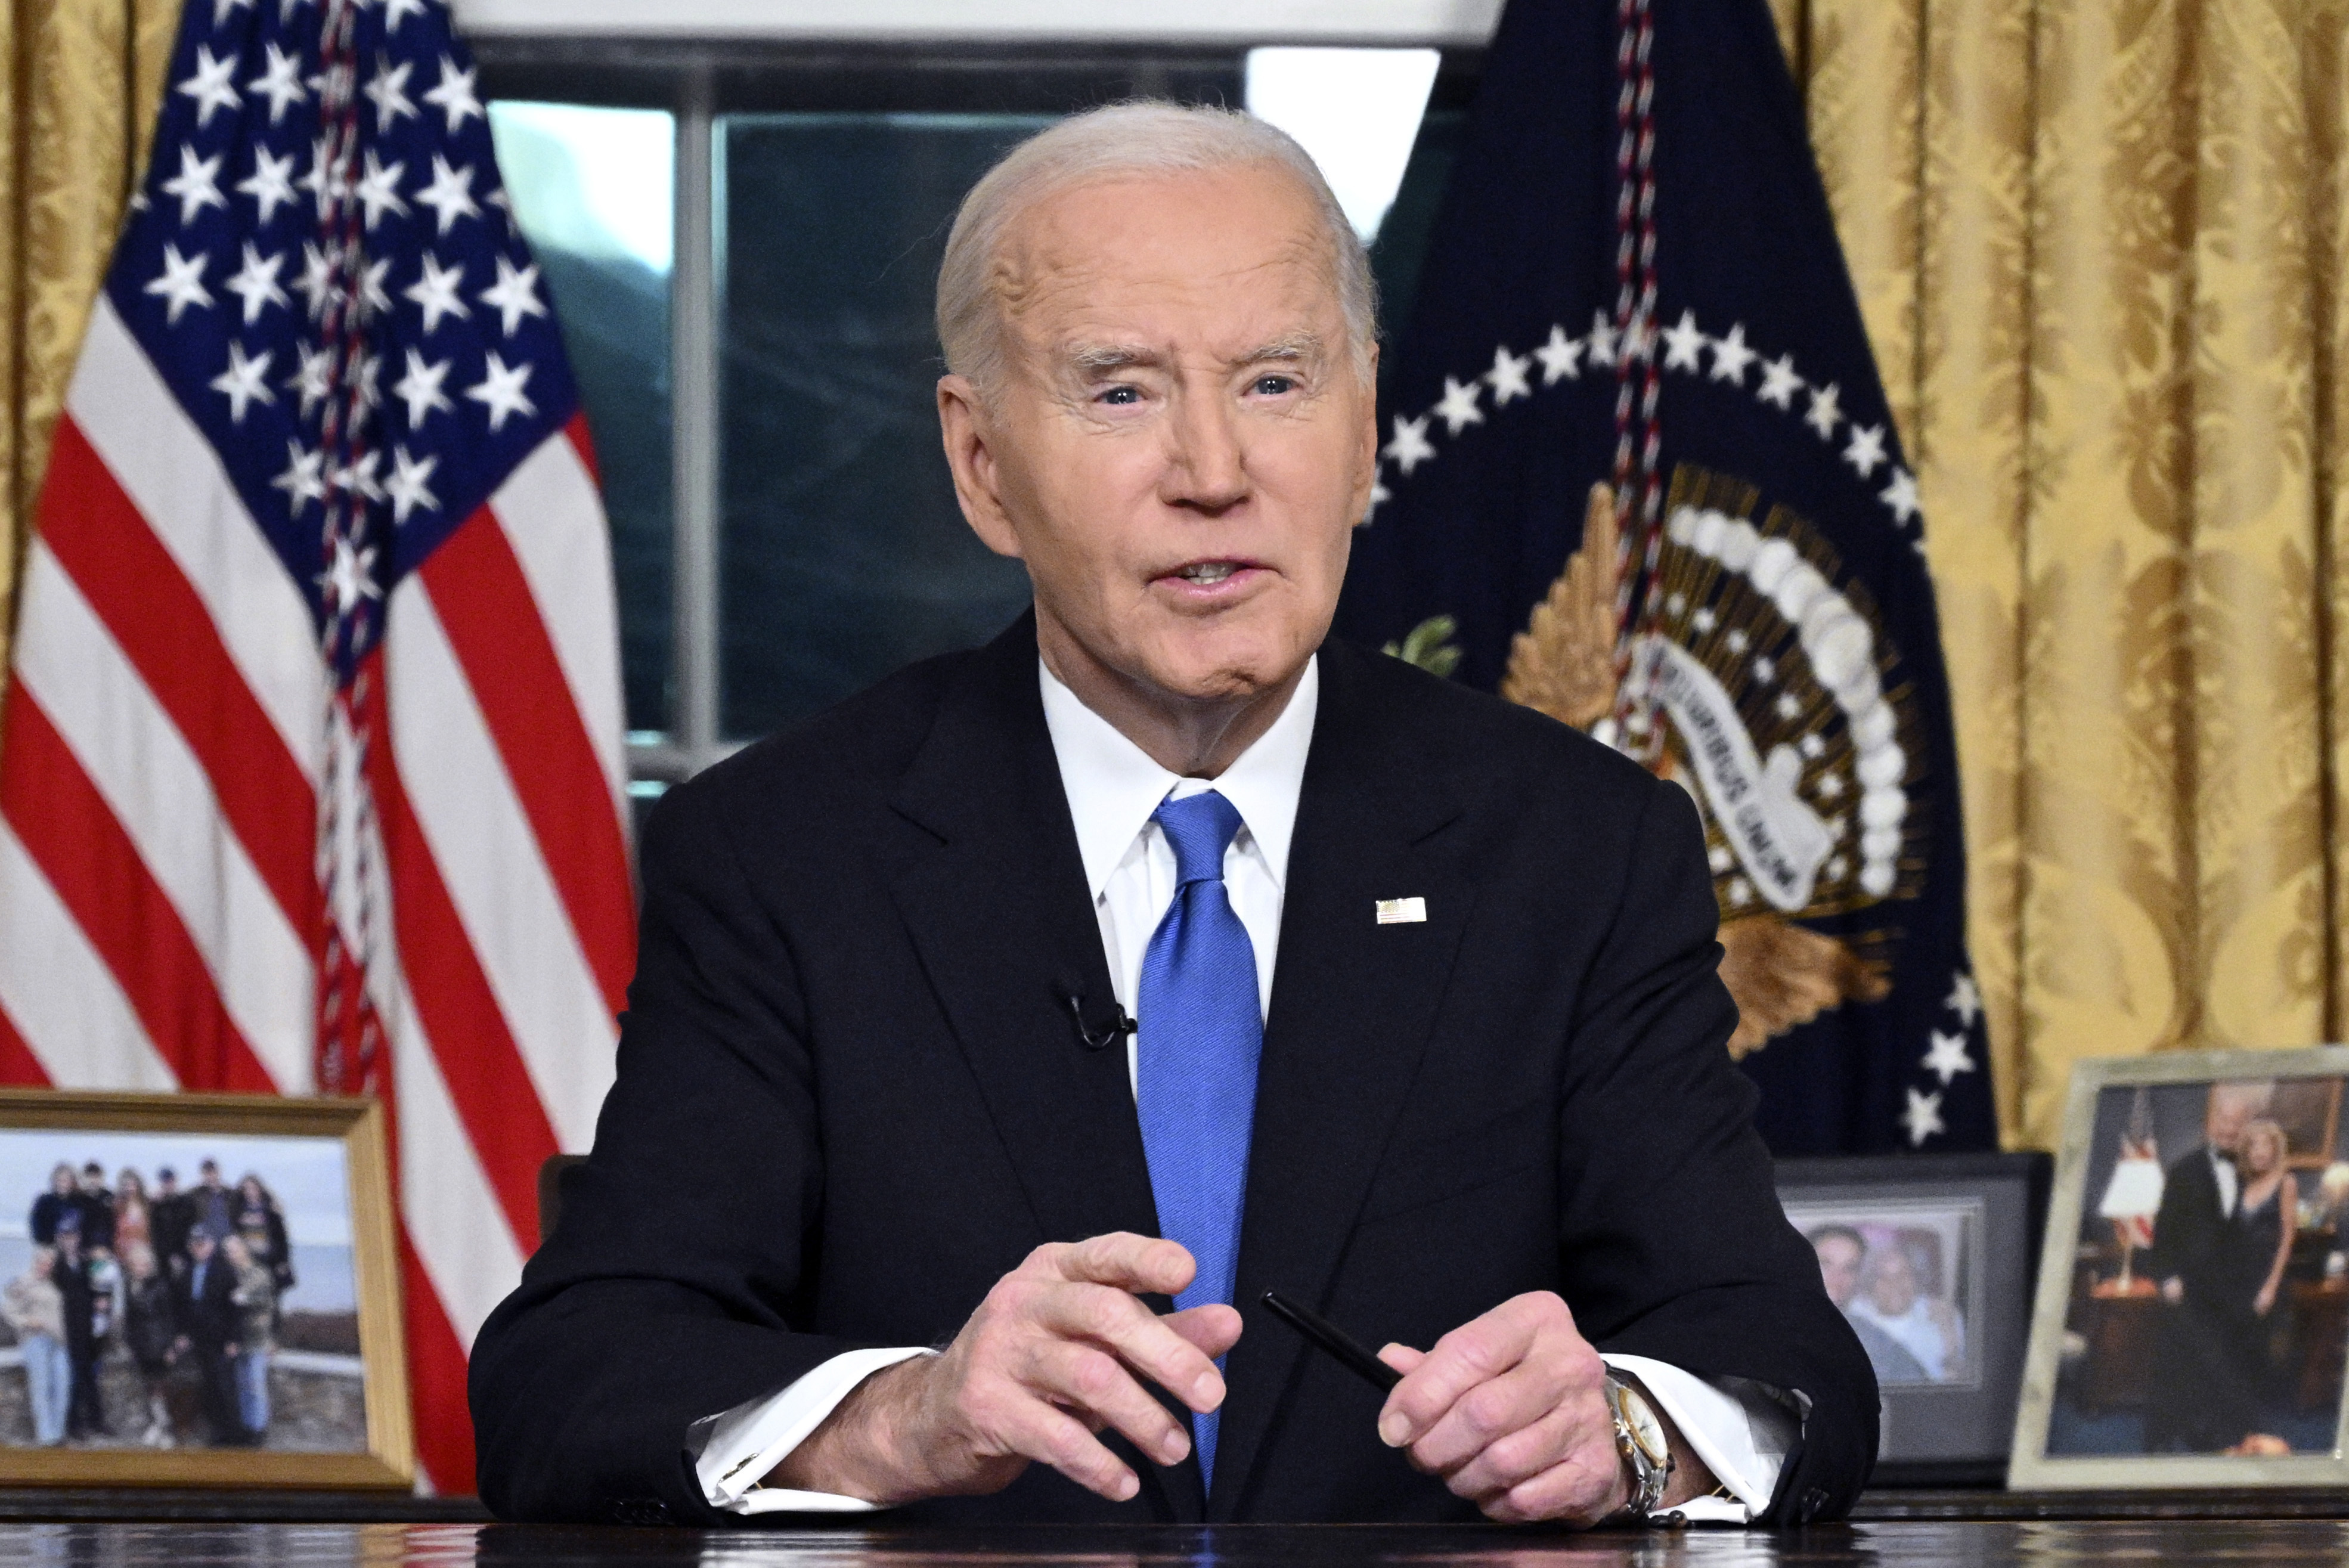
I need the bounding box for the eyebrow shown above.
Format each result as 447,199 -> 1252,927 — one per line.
1059,333 -> 1327,376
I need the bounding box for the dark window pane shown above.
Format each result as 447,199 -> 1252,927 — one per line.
717,114 -> 1050,741
488,102 -> 676,737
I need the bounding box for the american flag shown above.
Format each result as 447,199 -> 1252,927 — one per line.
0,0 -> 633,1488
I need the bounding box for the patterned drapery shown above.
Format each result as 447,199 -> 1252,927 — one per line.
1769,0 -> 2348,1148
0,0 -> 178,677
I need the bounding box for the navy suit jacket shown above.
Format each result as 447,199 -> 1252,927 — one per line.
469,613 -> 1876,1525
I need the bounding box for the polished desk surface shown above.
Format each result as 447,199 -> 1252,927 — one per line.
0,1495 -> 2343,1567
0,1519 -> 2342,1567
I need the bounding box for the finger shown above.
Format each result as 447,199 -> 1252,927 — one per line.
1406,1358 -> 1582,1476
1485,1447 -> 1626,1527
1002,1393 -> 1143,1502
1164,1302 -> 1244,1361
1020,1338 -> 1193,1468
1034,1282 -> 1226,1414
1379,1343 -> 1427,1375
1443,1393 -> 1606,1501
1378,1298 -> 1554,1448
1049,1233 -> 1197,1297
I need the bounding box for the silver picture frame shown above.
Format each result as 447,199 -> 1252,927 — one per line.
2009,1046 -> 2349,1489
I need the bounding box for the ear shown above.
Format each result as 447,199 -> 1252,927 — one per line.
1346,342 -> 1383,522
937,373 -> 1024,560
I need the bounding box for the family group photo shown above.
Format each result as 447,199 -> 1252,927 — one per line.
2048,1077 -> 2349,1458
0,1132 -> 364,1455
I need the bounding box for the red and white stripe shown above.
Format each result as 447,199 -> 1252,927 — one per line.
0,296 -> 632,1492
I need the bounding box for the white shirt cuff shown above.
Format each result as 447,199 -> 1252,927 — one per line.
695,1346 -> 936,1514
1601,1353 -> 1795,1524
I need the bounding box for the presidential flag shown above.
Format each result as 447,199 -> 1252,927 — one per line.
0,0 -> 633,1485
1340,0 -> 1993,1154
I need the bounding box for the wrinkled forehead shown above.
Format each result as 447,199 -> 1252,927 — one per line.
991,166 -> 1346,357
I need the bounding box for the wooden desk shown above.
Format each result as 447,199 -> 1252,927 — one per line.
0,1517 -> 2344,1565
1,1505 -> 2348,1565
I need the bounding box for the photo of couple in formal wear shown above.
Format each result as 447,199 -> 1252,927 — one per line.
1798,1206 -> 1976,1388
0,1131 -> 365,1454
2050,1077 -> 2349,1457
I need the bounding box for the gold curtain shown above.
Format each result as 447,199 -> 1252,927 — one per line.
1768,0 -> 2349,1148
0,0 -> 177,680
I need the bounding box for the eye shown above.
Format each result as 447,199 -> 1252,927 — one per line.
1097,385 -> 1142,406
1252,374 -> 1297,396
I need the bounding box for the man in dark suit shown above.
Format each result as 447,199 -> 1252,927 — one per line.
2144,1083 -> 2266,1451
471,101 -> 1874,1529
171,1229 -> 246,1446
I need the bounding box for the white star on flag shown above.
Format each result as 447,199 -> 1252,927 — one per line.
393,349 -> 454,427
414,155 -> 482,235
1585,310 -> 1617,367
404,253 -> 470,332
211,0 -> 253,21
354,150 -> 410,229
1945,972 -> 1982,1027
318,537 -> 382,613
299,131 -> 349,215
422,55 -> 484,134
1842,422 -> 1888,479
224,243 -> 290,324
1708,323 -> 1758,385
331,450 -> 385,504
1805,382 -> 1842,440
466,351 -> 537,431
1902,1087 -> 1946,1146
363,55 -> 418,129
209,342 -> 275,423
1660,309 -> 1706,371
162,144 -> 228,227
288,342 -> 334,416
1533,323 -> 1582,384
1484,345 -> 1532,405
177,45 -> 243,128
1756,354 -> 1802,409
247,41 -> 308,123
383,0 -> 430,31
355,257 -> 393,322
271,439 -> 327,510
1433,376 -> 1485,435
1922,1031 -> 1976,1084
237,147 -> 300,224
1362,470 -> 1390,525
1383,413 -> 1436,475
144,243 -> 214,324
479,255 -> 546,336
1880,466 -> 1921,524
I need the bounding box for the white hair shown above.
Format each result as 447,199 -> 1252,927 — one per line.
935,100 -> 1378,398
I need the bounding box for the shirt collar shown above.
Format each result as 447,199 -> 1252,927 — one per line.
1039,654 -> 1318,901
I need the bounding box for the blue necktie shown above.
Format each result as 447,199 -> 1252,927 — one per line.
1136,788 -> 1262,1492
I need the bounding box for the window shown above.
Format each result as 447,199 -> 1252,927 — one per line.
475,41 -> 1475,802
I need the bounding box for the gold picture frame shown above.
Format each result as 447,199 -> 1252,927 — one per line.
0,1088 -> 411,1489
2009,1046 -> 2349,1488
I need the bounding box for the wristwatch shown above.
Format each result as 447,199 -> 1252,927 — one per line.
1603,1374 -> 1674,1522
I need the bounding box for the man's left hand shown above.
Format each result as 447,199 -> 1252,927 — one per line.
1374,1291 -> 1626,1525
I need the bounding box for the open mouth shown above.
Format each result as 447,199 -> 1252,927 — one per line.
1174,561 -> 1245,584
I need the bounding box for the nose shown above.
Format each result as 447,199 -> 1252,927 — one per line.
1160,388 -> 1248,515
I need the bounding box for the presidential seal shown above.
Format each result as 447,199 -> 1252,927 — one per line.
1504,466 -> 1923,1058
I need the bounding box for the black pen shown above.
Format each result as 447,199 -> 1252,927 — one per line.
1260,1290 -> 1403,1394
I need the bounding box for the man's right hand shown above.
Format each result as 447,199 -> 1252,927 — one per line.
767,1232 -> 1241,1505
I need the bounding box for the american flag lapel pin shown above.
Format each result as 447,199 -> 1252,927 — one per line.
1375,897 -> 1427,925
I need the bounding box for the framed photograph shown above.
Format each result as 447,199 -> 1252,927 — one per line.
0,1089 -> 410,1488
1777,1151 -> 2050,1484
2010,1046 -> 2349,1488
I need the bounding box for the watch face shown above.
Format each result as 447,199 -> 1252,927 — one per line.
1618,1384 -> 1671,1467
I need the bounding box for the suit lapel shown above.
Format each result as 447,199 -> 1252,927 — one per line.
1208,643 -> 1474,1519
887,619 -> 1166,1267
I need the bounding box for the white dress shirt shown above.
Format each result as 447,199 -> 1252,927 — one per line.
695,657 -> 1791,1521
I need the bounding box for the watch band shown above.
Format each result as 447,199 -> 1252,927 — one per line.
1603,1375 -> 1674,1522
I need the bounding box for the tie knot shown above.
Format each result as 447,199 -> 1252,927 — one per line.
1152,789 -> 1244,886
